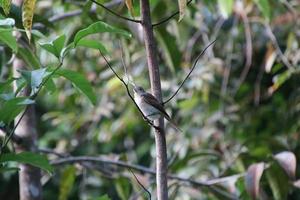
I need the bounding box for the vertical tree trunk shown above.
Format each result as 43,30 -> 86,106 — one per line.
13,59 -> 42,200
12,1 -> 42,199
140,0 -> 168,199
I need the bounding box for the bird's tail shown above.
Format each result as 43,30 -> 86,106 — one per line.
164,115 -> 182,133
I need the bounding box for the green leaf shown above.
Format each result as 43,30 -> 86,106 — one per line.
76,39 -> 108,53
0,97 -> 35,124
17,47 -> 41,69
0,28 -> 17,52
0,18 -> 15,26
1,0 -> 12,15
73,21 -> 131,45
0,78 -> 15,93
217,0 -> 233,18
55,69 -> 97,105
19,68 -> 49,95
59,166 -> 76,200
254,0 -> 270,21
39,34 -> 66,58
155,28 -> 181,73
0,152 -> 53,174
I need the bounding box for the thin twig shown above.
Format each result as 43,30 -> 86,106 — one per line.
129,168 -> 152,200
89,0 -> 141,24
152,0 -> 193,27
98,51 -> 161,131
163,39 -> 217,105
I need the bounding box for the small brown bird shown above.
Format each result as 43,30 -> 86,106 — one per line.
133,85 -> 182,132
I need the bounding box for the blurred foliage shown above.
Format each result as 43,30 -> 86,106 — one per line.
0,0 -> 299,199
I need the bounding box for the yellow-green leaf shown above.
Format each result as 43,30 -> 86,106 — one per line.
178,0 -> 187,22
22,0 -> 37,41
1,0 -> 12,15
124,0 -> 134,17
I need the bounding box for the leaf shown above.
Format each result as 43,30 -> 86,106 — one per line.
218,0 -> 233,18
76,39 -> 108,53
0,28 -> 18,52
274,151 -> 296,179
0,152 -> 53,174
0,78 -> 15,93
55,69 -> 97,105
0,18 -> 15,26
17,47 -> 40,69
19,68 -> 49,95
0,97 -> 35,124
124,0 -> 134,17
73,21 -> 131,46
253,0 -> 270,21
245,162 -> 265,200
178,0 -> 187,22
39,34 -> 66,58
59,166 -> 76,200
1,0 -> 12,15
22,0 -> 37,41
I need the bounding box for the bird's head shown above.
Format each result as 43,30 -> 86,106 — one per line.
133,86 -> 146,94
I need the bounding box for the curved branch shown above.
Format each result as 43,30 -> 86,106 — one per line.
152,0 -> 193,27
89,0 -> 141,24
129,168 -> 152,200
163,39 -> 217,105
98,51 -> 161,131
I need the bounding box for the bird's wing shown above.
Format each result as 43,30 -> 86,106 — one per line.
141,92 -> 182,132
141,93 -> 171,120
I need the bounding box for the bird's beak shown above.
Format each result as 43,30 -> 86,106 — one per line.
133,87 -> 137,93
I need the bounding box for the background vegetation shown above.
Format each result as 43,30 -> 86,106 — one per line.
0,0 -> 299,199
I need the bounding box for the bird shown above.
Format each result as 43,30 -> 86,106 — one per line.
133,85 -> 182,132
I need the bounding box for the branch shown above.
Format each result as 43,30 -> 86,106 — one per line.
152,0 -> 193,27
89,0 -> 141,24
98,51 -> 161,131
163,39 -> 217,105
51,155 -> 240,199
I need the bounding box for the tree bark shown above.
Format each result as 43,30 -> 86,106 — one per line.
140,0 -> 168,199
12,1 -> 42,199
13,59 -> 42,200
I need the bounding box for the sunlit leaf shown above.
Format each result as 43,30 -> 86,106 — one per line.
0,152 -> 53,174
55,69 -> 97,105
178,0 -> 187,22
22,0 -> 37,41
59,166 -> 76,200
0,28 -> 18,52
218,0 -> 233,18
73,21 -> 131,45
245,162 -> 264,200
1,0 -> 12,15
274,151 -> 296,179
124,0 -> 134,17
